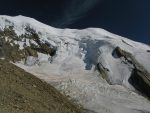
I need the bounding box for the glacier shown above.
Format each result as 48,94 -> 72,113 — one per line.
0,15 -> 150,113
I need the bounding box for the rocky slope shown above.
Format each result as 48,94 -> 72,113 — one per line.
0,15 -> 150,113
0,59 -> 84,113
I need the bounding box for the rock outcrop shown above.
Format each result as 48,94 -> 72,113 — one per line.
113,47 -> 150,99
0,26 -> 56,62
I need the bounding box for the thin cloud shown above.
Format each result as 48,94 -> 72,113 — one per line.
54,0 -> 102,27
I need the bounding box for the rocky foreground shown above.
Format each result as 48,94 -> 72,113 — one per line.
0,60 -> 84,113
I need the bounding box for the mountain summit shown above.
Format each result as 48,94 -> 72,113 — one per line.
0,15 -> 150,113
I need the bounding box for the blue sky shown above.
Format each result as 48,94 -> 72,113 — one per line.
68,0 -> 150,44
0,0 -> 150,44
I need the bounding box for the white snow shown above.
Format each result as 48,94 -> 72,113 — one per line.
0,15 -> 150,113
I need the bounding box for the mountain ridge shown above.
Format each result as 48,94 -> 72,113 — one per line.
0,15 -> 150,113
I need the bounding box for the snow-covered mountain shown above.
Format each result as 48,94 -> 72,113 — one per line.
0,15 -> 150,113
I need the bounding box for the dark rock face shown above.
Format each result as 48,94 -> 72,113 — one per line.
147,50 -> 150,52
113,46 -> 150,99
112,46 -> 133,63
96,63 -> 110,84
0,37 -> 26,62
129,68 -> 150,99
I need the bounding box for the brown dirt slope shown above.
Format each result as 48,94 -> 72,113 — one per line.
0,60 -> 84,113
